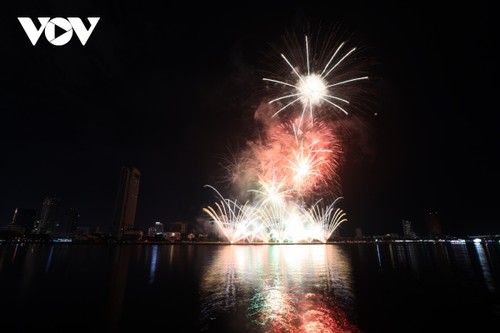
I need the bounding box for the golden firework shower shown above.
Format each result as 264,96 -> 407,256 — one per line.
204,32 -> 369,243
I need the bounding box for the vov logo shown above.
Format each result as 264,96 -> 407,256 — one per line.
18,17 -> 100,46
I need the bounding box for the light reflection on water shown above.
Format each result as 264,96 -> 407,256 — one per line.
149,245 -> 158,284
474,242 -> 496,293
200,244 -> 360,333
0,241 -> 499,331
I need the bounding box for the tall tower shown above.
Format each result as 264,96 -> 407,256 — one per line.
112,167 -> 140,240
36,196 -> 60,234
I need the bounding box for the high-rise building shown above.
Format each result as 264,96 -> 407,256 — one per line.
153,222 -> 164,234
11,208 -> 37,234
147,227 -> 156,238
147,222 -> 164,237
36,196 -> 60,234
112,167 -> 140,240
402,219 -> 416,239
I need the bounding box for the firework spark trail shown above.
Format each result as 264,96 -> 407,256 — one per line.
287,140 -> 333,195
226,118 -> 342,199
263,35 -> 368,129
254,201 -> 290,243
266,119 -> 341,197
248,174 -> 292,205
305,198 -> 347,243
204,185 -> 347,243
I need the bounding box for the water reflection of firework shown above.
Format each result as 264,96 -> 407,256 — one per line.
200,245 -> 360,332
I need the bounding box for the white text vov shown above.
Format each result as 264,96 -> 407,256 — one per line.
18,17 -> 99,46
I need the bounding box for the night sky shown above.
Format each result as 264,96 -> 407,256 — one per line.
0,1 -> 496,237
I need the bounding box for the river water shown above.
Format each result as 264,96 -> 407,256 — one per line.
0,241 -> 499,332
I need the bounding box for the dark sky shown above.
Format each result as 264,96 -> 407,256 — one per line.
0,1 -> 496,237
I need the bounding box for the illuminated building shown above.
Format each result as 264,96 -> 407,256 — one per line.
148,222 -> 164,237
153,222 -> 164,234
112,166 -> 141,240
402,219 -> 416,239
147,227 -> 156,238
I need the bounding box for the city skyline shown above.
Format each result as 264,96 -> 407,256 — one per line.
0,191 -> 488,240
0,1 -> 495,237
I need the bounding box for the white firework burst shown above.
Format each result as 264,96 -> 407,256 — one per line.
263,35 -> 368,128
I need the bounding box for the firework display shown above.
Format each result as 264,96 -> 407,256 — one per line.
204,34 -> 368,243
263,36 -> 368,129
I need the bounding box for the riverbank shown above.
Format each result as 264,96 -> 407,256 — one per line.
1,236 -> 499,245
